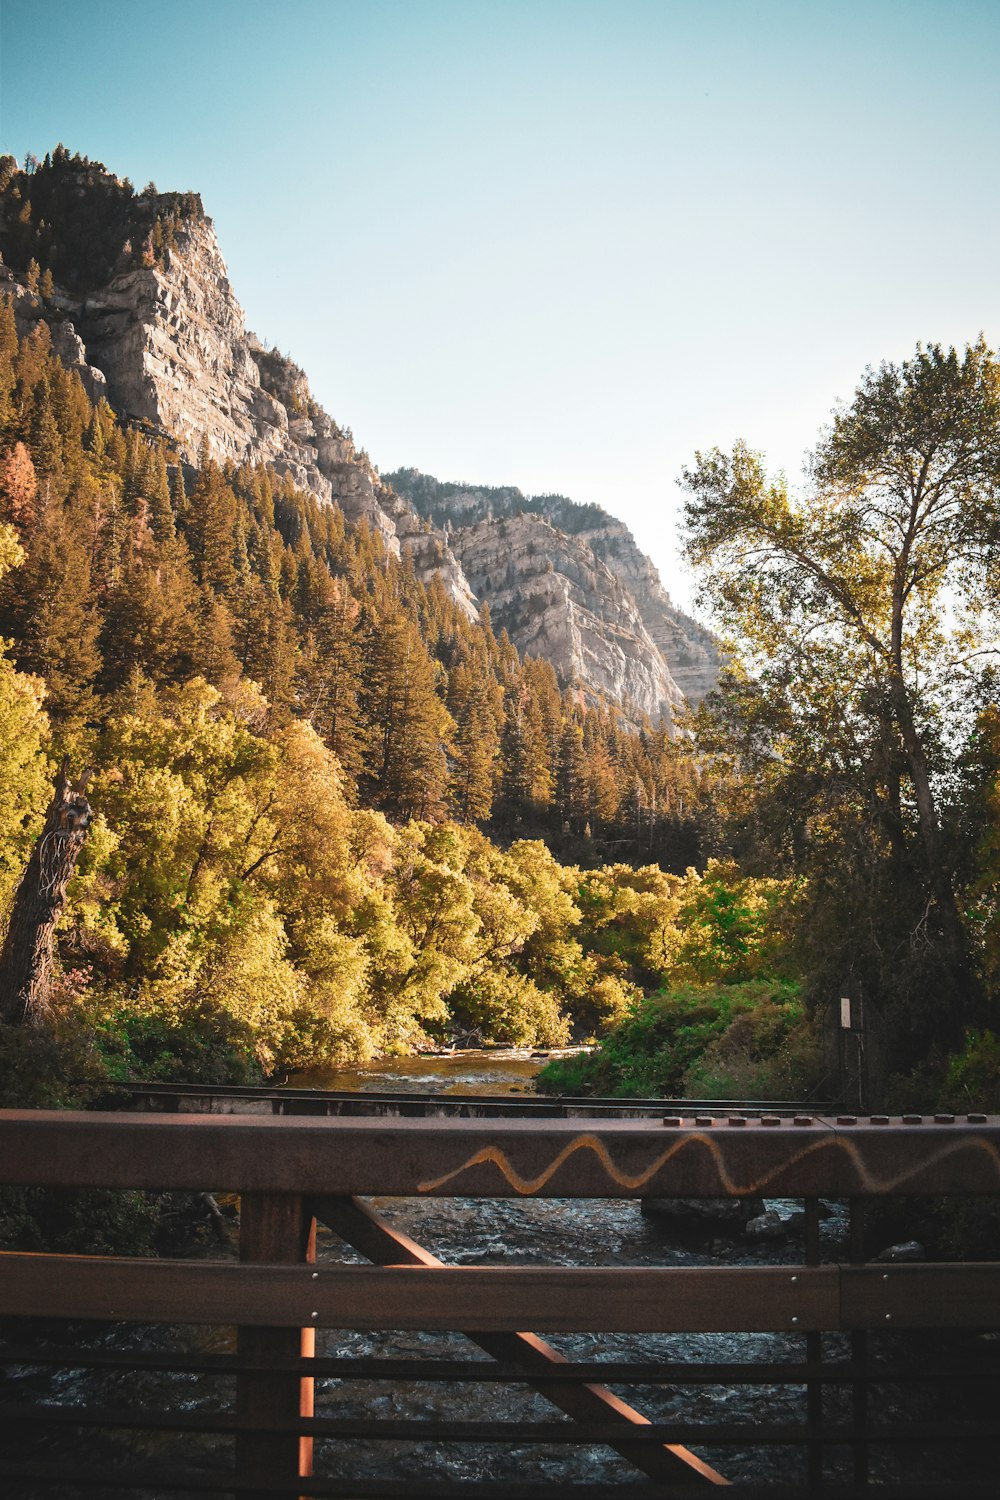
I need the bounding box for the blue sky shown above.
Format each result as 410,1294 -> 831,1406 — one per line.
2,0 -> 998,607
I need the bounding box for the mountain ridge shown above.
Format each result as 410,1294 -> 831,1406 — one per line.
0,148 -> 718,723
388,469 -> 721,705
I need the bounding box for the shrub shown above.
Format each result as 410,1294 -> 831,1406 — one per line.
538,978 -> 819,1098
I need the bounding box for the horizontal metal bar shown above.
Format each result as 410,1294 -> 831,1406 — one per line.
2,1109 -> 998,1196
5,1254 -> 1000,1332
1,1460 -> 997,1498
9,1344 -> 989,1386
5,1400 -> 998,1449
0,1255 -> 840,1331
108,1080 -> 835,1114
842,1264 -> 1000,1327
111,1080 -> 831,1103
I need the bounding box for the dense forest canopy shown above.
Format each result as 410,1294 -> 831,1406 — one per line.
0,145 -> 203,291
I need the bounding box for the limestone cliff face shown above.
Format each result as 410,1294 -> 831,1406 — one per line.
444,510 -> 685,727
565,516 -> 721,704
389,472 -> 722,715
70,215 -> 478,616
0,182 -> 477,621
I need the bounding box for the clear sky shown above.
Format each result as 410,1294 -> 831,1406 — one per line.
2,0 -> 998,608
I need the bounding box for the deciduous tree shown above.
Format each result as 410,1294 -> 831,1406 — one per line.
682,340 -> 1000,1077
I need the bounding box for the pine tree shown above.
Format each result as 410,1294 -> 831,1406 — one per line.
448,658 -> 502,822
185,460 -> 238,595
233,574 -> 297,707
0,297 -> 18,434
170,462 -> 187,518
197,587 -> 241,685
556,717 -> 589,832
7,508 -> 101,730
361,607 -> 455,820
297,579 -> 367,789
100,522 -> 201,688
145,444 -> 174,541
26,377 -> 62,478
0,440 -> 38,534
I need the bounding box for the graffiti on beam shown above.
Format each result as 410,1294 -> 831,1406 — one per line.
417,1130 -> 1000,1197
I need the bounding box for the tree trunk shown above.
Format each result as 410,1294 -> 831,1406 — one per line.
0,760 -> 92,1026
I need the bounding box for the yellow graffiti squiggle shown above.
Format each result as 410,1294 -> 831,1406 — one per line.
417,1130 -> 1000,1197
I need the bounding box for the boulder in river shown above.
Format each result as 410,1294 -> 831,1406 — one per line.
641,1197 -> 765,1238
745,1209 -> 792,1241
874,1239 -> 926,1263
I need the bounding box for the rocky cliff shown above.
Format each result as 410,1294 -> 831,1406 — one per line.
0,152 -> 478,619
389,471 -> 722,707
0,150 -> 718,723
440,510 -> 686,727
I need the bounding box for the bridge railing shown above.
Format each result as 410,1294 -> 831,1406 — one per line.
1,1107 -> 999,1497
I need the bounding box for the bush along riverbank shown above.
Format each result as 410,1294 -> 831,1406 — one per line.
538,863 -> 825,1101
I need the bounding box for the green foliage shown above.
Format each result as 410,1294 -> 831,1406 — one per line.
941,1030 -> 1000,1112
538,862 -> 818,1098
91,993 -> 262,1086
681,340 -> 1000,1095
446,969 -> 569,1048
0,1185 -> 160,1256
971,707 -> 1000,997
890,1030 -> 1000,1116
539,979 -> 812,1098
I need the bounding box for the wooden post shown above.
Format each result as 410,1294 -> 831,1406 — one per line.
236,1192 -> 316,1499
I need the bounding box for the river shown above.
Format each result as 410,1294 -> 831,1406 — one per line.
291,1046 -> 547,1097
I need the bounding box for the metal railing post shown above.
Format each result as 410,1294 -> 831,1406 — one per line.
849,1196 -> 870,1487
236,1191 -> 316,1499
804,1196 -> 824,1490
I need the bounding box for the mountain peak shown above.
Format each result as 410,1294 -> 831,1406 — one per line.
0,150 -> 717,718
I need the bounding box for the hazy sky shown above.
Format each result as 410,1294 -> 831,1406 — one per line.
2,0 -> 998,607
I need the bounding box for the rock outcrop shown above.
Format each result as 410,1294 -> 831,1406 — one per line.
70,215 -> 481,615
0,165 -> 477,620
449,511 -> 686,727
0,263 -> 108,403
390,471 -> 722,715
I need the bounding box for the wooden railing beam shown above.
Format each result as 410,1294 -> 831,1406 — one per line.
2,1110 -> 999,1198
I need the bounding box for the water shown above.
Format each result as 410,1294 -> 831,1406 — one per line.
291,1046 -> 549,1097
294,1052 -> 995,1491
